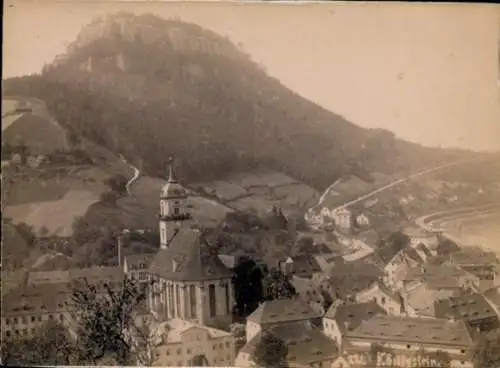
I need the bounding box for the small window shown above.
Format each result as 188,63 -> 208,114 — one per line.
461,349 -> 465,354
38,316 -> 42,322
174,207 -> 180,215
6,318 -> 10,325
31,316 -> 35,323
49,315 -> 54,320
6,331 -> 11,337
407,344 -> 411,349
176,348 -> 181,355
166,349 -> 170,356
225,341 -> 230,348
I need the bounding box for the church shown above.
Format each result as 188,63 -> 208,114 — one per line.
146,158 -> 235,330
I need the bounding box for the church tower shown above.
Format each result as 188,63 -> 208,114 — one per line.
159,157 -> 191,248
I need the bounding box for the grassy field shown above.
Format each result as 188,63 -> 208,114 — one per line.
195,169 -> 320,217
84,176 -> 233,230
5,189 -> 101,237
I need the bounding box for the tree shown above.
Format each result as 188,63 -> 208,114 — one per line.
1,321 -> 76,366
128,314 -> 166,366
70,276 -> 151,365
232,256 -> 264,317
263,268 -> 296,301
104,174 -> 129,196
473,329 -> 500,368
253,332 -> 288,368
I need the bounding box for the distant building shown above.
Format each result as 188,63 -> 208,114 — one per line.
148,318 -> 236,367
278,254 -> 322,279
333,207 -> 352,230
355,213 -> 370,227
245,297 -> 322,342
434,292 -> 500,333
340,316 -> 475,368
403,226 -> 439,252
123,253 -> 156,284
323,301 -> 386,348
356,281 -> 407,317
235,320 -> 346,368
448,247 -> 498,287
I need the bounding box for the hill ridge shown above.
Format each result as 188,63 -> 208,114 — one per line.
3,12 -> 467,191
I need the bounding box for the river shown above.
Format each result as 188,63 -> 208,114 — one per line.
439,211 -> 500,254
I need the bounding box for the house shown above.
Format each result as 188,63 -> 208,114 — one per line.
341,316 -> 475,368
448,247 -> 498,287
323,301 -> 386,348
403,226 -> 439,252
401,265 -> 480,293
355,213 -> 370,227
27,266 -> 125,287
235,320 -> 347,368
2,283 -> 77,339
245,297 -> 322,342
148,318 -> 236,367
434,292 -> 500,333
123,253 -> 156,284
333,207 -> 352,230
279,254 -> 322,279
356,282 -> 407,316
383,247 -> 426,289
401,281 -> 457,318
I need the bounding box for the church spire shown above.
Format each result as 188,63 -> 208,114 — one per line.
168,157 -> 178,183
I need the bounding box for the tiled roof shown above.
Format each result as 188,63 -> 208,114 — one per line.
148,228 -> 232,281
27,266 -> 125,286
165,318 -> 231,342
451,248 -> 499,267
435,293 -> 499,324
247,297 -> 322,325
4,282 -> 72,316
402,282 -> 453,316
346,315 -> 474,348
287,254 -> 322,278
242,321 -> 339,365
324,301 -> 386,333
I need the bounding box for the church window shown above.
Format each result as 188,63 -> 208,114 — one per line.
209,284 -> 216,317
190,284 -> 197,318
176,284 -> 181,318
224,284 -> 230,314
169,284 -> 175,316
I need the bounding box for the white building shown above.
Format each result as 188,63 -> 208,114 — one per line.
333,207 -> 352,230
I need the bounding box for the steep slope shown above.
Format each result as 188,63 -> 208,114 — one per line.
3,12 -> 466,191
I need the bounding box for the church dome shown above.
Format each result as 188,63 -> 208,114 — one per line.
161,158 -> 187,198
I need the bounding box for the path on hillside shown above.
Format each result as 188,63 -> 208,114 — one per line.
120,154 -> 140,196
315,158 -> 482,213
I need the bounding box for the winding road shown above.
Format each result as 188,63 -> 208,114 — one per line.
120,154 -> 140,196
315,158 -> 483,213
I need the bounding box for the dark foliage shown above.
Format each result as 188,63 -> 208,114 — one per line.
232,256 -> 265,317
1,321 -> 76,366
253,332 -> 288,368
263,268 -> 296,301
70,277 -> 150,365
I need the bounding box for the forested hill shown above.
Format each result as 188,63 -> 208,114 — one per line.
3,12 -> 468,190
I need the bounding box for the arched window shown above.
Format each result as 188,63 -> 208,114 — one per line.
209,284 -> 216,317
175,284 -> 181,318
190,285 -> 197,318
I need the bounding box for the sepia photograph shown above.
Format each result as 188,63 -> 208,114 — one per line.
1,1 -> 500,367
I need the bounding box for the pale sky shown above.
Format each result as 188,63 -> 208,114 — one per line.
3,1 -> 500,151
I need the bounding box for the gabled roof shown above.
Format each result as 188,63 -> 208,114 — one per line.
450,248 -> 499,267
247,297 -> 321,325
242,321 -> 339,365
148,228 -> 232,281
324,301 -> 386,333
346,315 -> 474,348
434,293 -> 499,325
